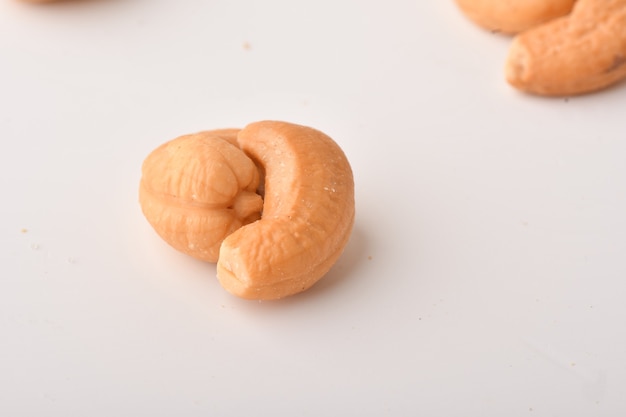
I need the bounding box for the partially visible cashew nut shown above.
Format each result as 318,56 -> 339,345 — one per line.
139,129 -> 263,263
505,0 -> 626,96
454,0 -> 576,34
139,121 -> 355,300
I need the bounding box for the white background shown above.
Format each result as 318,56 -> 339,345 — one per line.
1,0 -> 625,416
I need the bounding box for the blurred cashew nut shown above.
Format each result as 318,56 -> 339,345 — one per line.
506,0 -> 626,96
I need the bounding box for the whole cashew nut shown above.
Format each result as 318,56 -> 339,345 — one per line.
505,0 -> 626,96
454,0 -> 576,34
217,121 -> 355,300
139,121 -> 355,300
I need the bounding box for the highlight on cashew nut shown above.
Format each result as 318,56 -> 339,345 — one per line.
505,0 -> 626,96
139,121 -> 355,300
454,0 -> 576,34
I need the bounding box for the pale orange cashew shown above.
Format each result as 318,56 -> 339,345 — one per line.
139,121 -> 355,300
455,0 -> 576,34
217,121 -> 355,300
139,129 -> 263,263
506,0 -> 626,96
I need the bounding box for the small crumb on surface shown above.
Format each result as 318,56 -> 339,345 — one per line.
242,41 -> 251,50
368,255 -> 373,260
21,228 -> 28,234
571,362 -> 576,367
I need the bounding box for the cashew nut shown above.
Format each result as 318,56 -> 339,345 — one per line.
217,121 -> 355,300
139,129 -> 263,263
455,0 -> 576,34
139,121 -> 355,300
505,0 -> 626,96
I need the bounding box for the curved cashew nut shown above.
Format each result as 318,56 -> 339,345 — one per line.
505,0 -> 626,96
139,121 -> 355,300
217,121 -> 355,300
455,0 -> 576,34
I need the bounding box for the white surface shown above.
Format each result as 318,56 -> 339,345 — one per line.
1,1 -> 625,415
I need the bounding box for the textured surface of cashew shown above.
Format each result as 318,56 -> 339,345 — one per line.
217,121 -> 355,300
139,129 -> 263,263
140,121 -> 355,300
506,0 -> 626,96
455,0 -> 576,34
